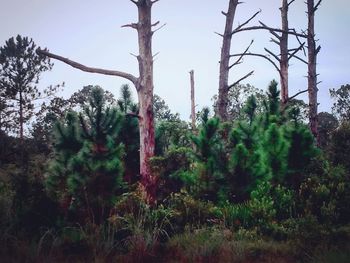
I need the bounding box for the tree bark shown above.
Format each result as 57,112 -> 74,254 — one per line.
189,70 -> 196,131
307,0 -> 320,141
280,0 -> 289,104
134,0 -> 156,202
217,0 -> 239,121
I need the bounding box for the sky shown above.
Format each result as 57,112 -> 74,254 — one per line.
1,0 -> 349,120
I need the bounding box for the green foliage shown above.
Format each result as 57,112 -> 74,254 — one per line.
153,94 -> 179,122
212,83 -> 266,121
114,84 -> 140,184
263,123 -> 289,183
229,96 -> 267,201
165,190 -> 219,230
266,80 -> 279,113
190,108 -> 228,202
2,77 -> 350,261
155,120 -> 190,155
330,84 -> 350,122
0,35 -> 53,135
271,185 -> 294,220
46,87 -> 125,224
328,122 -> 350,171
150,147 -> 192,200
284,119 -> 319,189
298,160 -> 350,224
248,181 -> 276,229
218,201 -> 251,229
317,112 -> 339,149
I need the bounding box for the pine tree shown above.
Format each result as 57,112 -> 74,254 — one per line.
284,108 -> 318,189
263,123 -> 289,184
230,96 -> 267,202
190,108 -> 228,202
47,87 -> 124,224
116,84 -> 140,183
0,35 -> 53,140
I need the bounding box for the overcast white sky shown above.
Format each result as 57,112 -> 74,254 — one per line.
1,0 -> 349,120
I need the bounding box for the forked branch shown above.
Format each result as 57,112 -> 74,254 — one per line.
229,39 -> 254,69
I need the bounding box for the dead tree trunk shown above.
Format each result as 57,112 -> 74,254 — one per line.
133,0 -> 157,202
280,0 -> 289,104
307,0 -> 322,141
37,0 -> 161,202
189,70 -> 196,131
217,0 -> 239,121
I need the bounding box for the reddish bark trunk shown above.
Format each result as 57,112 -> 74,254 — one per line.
135,0 -> 156,203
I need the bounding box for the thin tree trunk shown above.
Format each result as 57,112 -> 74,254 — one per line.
19,89 -> 24,142
18,88 -> 26,170
189,70 -> 196,131
307,0 -> 319,141
218,0 -> 239,121
280,0 -> 289,104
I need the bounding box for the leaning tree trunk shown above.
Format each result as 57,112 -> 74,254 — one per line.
217,0 -> 239,121
307,0 -> 320,141
37,0 -> 160,202
280,0 -> 289,104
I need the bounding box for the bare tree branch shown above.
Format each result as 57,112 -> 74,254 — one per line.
231,22 -> 306,38
316,45 -> 321,54
313,0 -> 322,12
270,37 -> 280,46
151,0 -> 160,5
151,21 -> 160,27
287,89 -> 308,101
230,52 -> 281,74
152,23 -> 166,34
259,21 -> 281,39
121,23 -> 139,29
289,54 -> 308,64
215,31 -> 224,37
290,28 -> 306,55
264,48 -> 280,62
37,49 -> 138,84
288,42 -> 305,61
228,71 -> 254,90
229,39 -> 254,69
288,0 -> 296,7
234,10 -> 261,32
